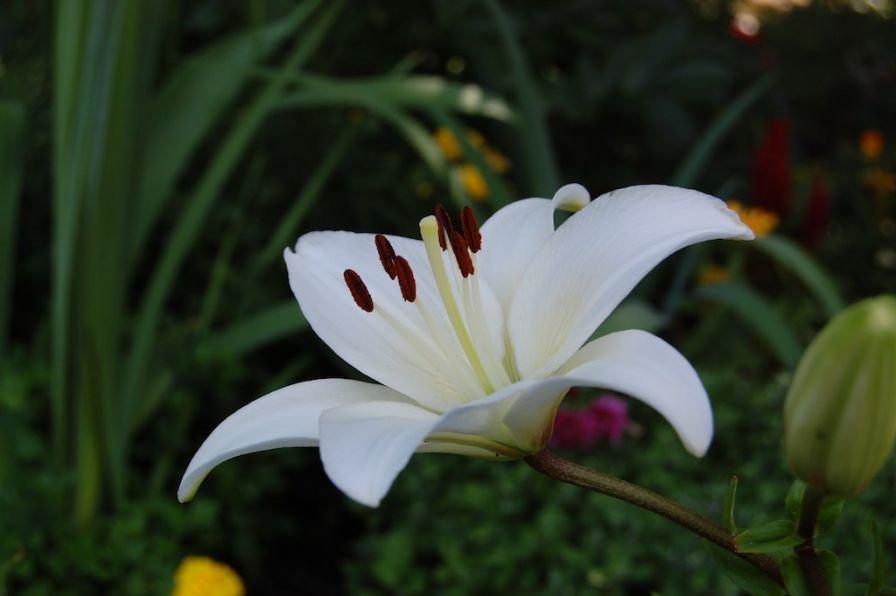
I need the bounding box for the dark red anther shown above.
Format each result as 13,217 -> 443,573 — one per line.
393,255 -> 416,302
460,206 -> 481,253
344,269 -> 374,312
375,234 -> 397,279
434,203 -> 454,251
448,230 -> 475,278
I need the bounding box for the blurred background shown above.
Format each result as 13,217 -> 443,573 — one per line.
1,0 -> 895,593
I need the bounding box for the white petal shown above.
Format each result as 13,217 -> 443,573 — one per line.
318,400 -> 440,507
177,379 -> 407,502
508,185 -> 754,377
478,198 -> 554,310
552,183 -> 590,212
286,231 -> 481,410
557,330 -> 713,456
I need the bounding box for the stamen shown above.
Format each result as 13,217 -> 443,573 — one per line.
435,203 -> 453,251
343,269 -> 374,312
374,234 -> 397,279
448,231 -> 475,278
393,255 -> 416,302
461,206 -> 482,253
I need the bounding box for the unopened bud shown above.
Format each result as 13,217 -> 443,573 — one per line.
784,296 -> 896,497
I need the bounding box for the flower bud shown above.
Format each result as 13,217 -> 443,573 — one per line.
784,296 -> 896,497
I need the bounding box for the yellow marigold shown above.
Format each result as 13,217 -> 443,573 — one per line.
458,164 -> 489,200
864,167 -> 896,196
172,556 -> 245,596
484,146 -> 511,174
726,199 -> 779,238
434,127 -> 462,161
697,264 -> 731,286
859,129 -> 885,161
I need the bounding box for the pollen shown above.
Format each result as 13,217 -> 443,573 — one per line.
448,230 -> 475,277
343,269 -> 374,312
461,206 -> 481,253
394,255 -> 416,302
375,234 -> 397,279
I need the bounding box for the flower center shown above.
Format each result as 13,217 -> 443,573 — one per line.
343,205 -> 512,399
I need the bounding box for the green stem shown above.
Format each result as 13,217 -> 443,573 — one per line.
795,486 -> 831,596
525,450 -> 782,586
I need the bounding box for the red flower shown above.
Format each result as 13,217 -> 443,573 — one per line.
751,119 -> 792,214
802,175 -> 830,248
551,395 -> 630,450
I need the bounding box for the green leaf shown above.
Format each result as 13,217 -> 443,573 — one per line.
786,480 -> 807,524
816,497 -> 845,535
707,544 -> 787,596
0,100 -> 25,357
199,301 -> 308,357
818,550 -> 842,596
594,300 -> 667,338
132,1 -> 320,264
723,476 -> 738,533
735,520 -> 802,554
695,281 -> 803,368
671,74 -> 772,187
868,520 -> 887,595
781,554 -> 811,596
755,235 -> 845,318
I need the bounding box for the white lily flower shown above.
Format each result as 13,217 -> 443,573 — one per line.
179,184 -> 753,507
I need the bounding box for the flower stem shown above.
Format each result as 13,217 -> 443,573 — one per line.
794,486 -> 831,596
524,449 -> 782,585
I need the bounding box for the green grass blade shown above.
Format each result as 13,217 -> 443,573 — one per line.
0,100 -> 25,356
199,300 -> 307,357
132,2 -> 318,265
755,235 -> 845,317
121,0 -> 337,445
671,74 -> 772,187
695,281 -> 803,368
481,0 -> 558,195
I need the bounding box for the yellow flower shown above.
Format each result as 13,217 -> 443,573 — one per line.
434,127 -> 462,161
725,199 -> 779,238
697,264 -> 730,286
458,164 -> 489,200
859,129 -> 885,160
864,167 -> 896,196
484,146 -> 511,174
172,556 -> 245,596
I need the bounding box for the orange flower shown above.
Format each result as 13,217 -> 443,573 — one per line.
172,556 -> 245,596
859,129 -> 885,161
458,164 -> 489,200
697,264 -> 731,286
726,199 -> 779,238
434,127 -> 462,161
864,167 -> 896,196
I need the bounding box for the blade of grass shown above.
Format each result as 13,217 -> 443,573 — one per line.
198,300 -> 307,357
120,0 -> 338,453
755,235 -> 845,317
671,74 -> 772,187
0,101 -> 25,357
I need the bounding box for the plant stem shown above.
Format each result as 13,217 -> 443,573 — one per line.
525,449 -> 782,585
795,486 -> 831,596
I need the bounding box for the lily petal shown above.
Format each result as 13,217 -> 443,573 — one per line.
557,329 -> 713,456
478,198 -> 554,310
286,232 -> 484,410
508,185 -> 753,377
177,379 -> 408,502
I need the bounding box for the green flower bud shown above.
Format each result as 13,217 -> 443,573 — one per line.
784,295 -> 896,497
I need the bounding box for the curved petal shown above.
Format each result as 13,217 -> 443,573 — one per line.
556,330 -> 713,456
478,198 -> 554,310
177,379 -> 408,502
286,231 -> 485,410
508,185 -> 754,377
319,400 -> 440,507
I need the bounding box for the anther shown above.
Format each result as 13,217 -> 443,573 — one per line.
434,203 -> 454,251
343,269 -> 374,312
393,256 -> 416,302
460,206 -> 481,253
375,234 -> 397,279
448,230 -> 475,277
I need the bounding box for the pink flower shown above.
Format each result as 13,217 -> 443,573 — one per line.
551,395 -> 630,450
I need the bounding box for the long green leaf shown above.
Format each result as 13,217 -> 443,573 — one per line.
199,301 -> 307,357
121,0 -> 337,449
695,281 -> 803,367
755,235 -> 845,317
671,74 -> 772,187
132,2 -> 318,265
0,100 -> 25,356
